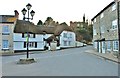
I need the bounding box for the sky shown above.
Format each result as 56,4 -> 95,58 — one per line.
0,0 -> 114,25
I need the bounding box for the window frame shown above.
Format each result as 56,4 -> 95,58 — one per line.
107,41 -> 111,51
112,19 -> 117,30
2,40 -> 9,49
24,42 -> 37,48
64,40 -> 67,46
22,33 -> 36,38
100,13 -> 104,18
101,26 -> 105,33
93,29 -> 97,35
63,33 -> 67,38
2,25 -> 10,35
113,41 -> 119,51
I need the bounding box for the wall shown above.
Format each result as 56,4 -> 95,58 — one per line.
60,31 -> 76,48
13,33 -> 44,51
0,23 -> 14,53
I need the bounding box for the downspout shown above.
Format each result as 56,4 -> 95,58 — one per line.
117,0 -> 120,57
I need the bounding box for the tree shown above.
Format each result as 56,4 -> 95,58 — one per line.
60,22 -> 68,26
44,17 -> 53,26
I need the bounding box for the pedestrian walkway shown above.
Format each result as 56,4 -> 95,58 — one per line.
85,49 -> 119,64
0,51 -> 48,56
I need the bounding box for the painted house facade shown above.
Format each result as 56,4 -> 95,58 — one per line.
0,10 -> 19,53
14,20 -> 76,52
43,24 -> 76,50
14,20 -> 45,52
92,0 -> 119,55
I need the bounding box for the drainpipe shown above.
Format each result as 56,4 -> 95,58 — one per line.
117,0 -> 120,57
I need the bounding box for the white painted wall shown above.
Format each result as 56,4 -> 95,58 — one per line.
13,33 -> 44,50
60,31 -> 76,48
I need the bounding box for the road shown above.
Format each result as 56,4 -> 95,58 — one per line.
1,46 -> 118,76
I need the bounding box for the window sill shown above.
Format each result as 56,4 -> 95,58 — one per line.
110,29 -> 118,31
2,48 -> 9,50
113,50 -> 118,52
2,33 -> 10,35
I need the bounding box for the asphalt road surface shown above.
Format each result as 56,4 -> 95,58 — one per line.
1,46 -> 118,76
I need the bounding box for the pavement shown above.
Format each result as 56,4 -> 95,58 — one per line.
85,49 -> 120,64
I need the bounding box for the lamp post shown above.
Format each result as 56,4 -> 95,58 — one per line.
21,3 -> 35,58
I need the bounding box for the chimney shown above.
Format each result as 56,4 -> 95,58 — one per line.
14,10 -> 19,19
70,21 -> 73,26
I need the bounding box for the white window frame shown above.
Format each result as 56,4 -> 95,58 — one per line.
68,41 -> 71,46
101,26 -> 104,33
107,41 -> 111,51
112,19 -> 117,30
2,25 -> 10,34
64,40 -> 67,46
93,29 -> 97,35
112,4 -> 116,11
113,41 -> 119,51
100,13 -> 104,18
63,33 -> 67,38
24,42 -> 37,48
77,24 -> 80,27
2,40 -> 9,49
94,42 -> 97,49
69,33 -> 72,38
94,18 -> 96,23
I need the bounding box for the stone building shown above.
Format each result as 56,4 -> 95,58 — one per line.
92,0 -> 119,55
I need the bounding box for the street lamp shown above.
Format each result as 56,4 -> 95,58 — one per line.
21,3 -> 35,58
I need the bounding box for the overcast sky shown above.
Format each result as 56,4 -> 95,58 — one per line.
0,0 -> 114,25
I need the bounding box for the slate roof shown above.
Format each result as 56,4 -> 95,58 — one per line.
0,15 -> 15,23
91,1 -> 115,21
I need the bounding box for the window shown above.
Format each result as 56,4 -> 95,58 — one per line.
93,29 -> 97,35
2,40 -> 9,49
24,42 -> 37,48
107,41 -> 111,51
81,24 -> 83,28
22,33 -> 35,38
63,33 -> 67,38
2,25 -> 10,35
101,26 -> 104,33
113,41 -> 119,51
68,41 -> 71,46
64,41 -> 67,46
100,13 -> 104,18
94,42 -> 97,49
112,19 -> 117,29
112,4 -> 116,11
94,18 -> 96,23
70,33 -> 72,38
77,24 -> 80,27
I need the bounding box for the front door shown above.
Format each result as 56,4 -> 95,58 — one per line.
98,42 -> 101,53
102,41 -> 106,53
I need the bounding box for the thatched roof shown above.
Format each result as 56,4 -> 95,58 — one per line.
14,20 -> 43,34
54,24 -> 72,36
14,20 -> 73,36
